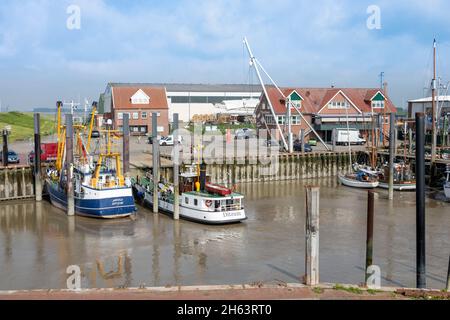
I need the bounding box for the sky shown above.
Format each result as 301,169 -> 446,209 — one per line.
0,0 -> 449,110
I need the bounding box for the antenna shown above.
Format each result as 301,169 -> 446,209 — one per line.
379,72 -> 384,89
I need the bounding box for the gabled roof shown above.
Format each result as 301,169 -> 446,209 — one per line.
112,86 -> 168,110
317,89 -> 363,114
261,86 -> 397,114
131,88 -> 150,101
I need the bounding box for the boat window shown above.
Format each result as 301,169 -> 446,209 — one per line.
194,199 -> 198,206
215,200 -> 220,209
185,197 -> 189,204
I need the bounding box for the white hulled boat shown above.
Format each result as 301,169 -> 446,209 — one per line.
338,168 -> 379,188
132,164 -> 246,224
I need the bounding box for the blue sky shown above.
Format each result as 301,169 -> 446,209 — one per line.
0,0 -> 449,110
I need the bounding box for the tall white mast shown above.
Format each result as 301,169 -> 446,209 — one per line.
243,37 -> 288,151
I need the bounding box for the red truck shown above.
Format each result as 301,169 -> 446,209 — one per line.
28,142 -> 58,164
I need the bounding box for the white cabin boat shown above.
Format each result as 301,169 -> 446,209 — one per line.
338,168 -> 379,189
133,164 -> 246,224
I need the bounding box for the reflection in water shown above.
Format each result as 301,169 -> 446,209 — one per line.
0,179 -> 449,290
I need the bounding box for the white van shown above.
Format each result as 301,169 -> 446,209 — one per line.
333,128 -> 366,145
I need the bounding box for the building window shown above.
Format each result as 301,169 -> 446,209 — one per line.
372,101 -> 385,108
264,114 -> 275,125
142,112 -> 147,119
328,101 -> 349,109
140,126 -> 146,132
291,115 -> 300,125
132,112 -> 139,120
194,199 -> 198,206
185,197 -> 189,204
277,116 -> 285,125
117,112 -> 123,120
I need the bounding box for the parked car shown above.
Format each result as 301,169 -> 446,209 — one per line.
293,140 -> 312,152
308,138 -> 318,146
0,150 -> 20,164
159,135 -> 182,146
90,130 -> 100,138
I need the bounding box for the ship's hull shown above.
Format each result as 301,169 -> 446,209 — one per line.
378,181 -> 416,191
46,179 -> 136,219
133,185 -> 246,224
338,174 -> 379,188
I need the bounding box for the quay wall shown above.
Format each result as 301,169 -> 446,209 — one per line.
151,152 -> 356,184
0,167 -> 35,201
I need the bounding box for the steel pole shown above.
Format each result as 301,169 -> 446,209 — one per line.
34,113 -> 42,201
66,114 -> 74,216
415,112 -> 426,288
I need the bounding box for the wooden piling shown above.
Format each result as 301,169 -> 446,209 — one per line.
365,190 -> 375,283
2,129 -> 8,166
446,255 -> 450,292
304,185 -> 320,286
122,113 -> 130,176
66,114 -> 74,216
388,112 -> 396,200
152,112 -> 159,214
34,113 -> 42,201
173,113 -> 180,220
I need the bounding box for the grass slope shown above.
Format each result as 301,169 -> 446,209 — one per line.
0,112 -> 55,142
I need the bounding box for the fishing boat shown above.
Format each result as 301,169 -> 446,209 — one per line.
445,164 -> 450,199
45,101 -> 136,218
338,168 -> 379,188
377,162 -> 416,191
132,164 -> 247,224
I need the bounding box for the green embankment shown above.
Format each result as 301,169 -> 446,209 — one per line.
0,112 -> 55,142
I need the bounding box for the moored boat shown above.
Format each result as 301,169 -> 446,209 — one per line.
445,164 -> 450,199
133,164 -> 246,224
338,168 -> 379,188
376,162 -> 416,191
45,101 -> 136,218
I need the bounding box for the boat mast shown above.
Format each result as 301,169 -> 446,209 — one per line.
431,39 -> 437,164
243,37 -> 288,151
345,101 -> 352,171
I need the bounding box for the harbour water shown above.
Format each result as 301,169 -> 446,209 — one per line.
0,178 -> 449,290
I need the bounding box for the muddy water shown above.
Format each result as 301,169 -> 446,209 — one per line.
0,178 -> 449,290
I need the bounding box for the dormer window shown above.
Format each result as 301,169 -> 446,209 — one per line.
288,90 -> 303,109
131,89 -> 150,105
370,92 -> 386,109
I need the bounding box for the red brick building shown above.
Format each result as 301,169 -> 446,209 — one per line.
255,86 -> 397,142
100,84 -> 169,136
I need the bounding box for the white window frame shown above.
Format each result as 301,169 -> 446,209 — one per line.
141,111 -> 147,119
291,115 -> 301,125
132,112 -> 139,120
117,112 -> 123,120
277,115 -> 285,125
264,114 -> 275,125
371,100 -> 385,109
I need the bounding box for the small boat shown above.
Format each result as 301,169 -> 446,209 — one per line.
445,164 -> 450,199
132,164 -> 246,224
338,168 -> 379,188
377,162 -> 416,191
